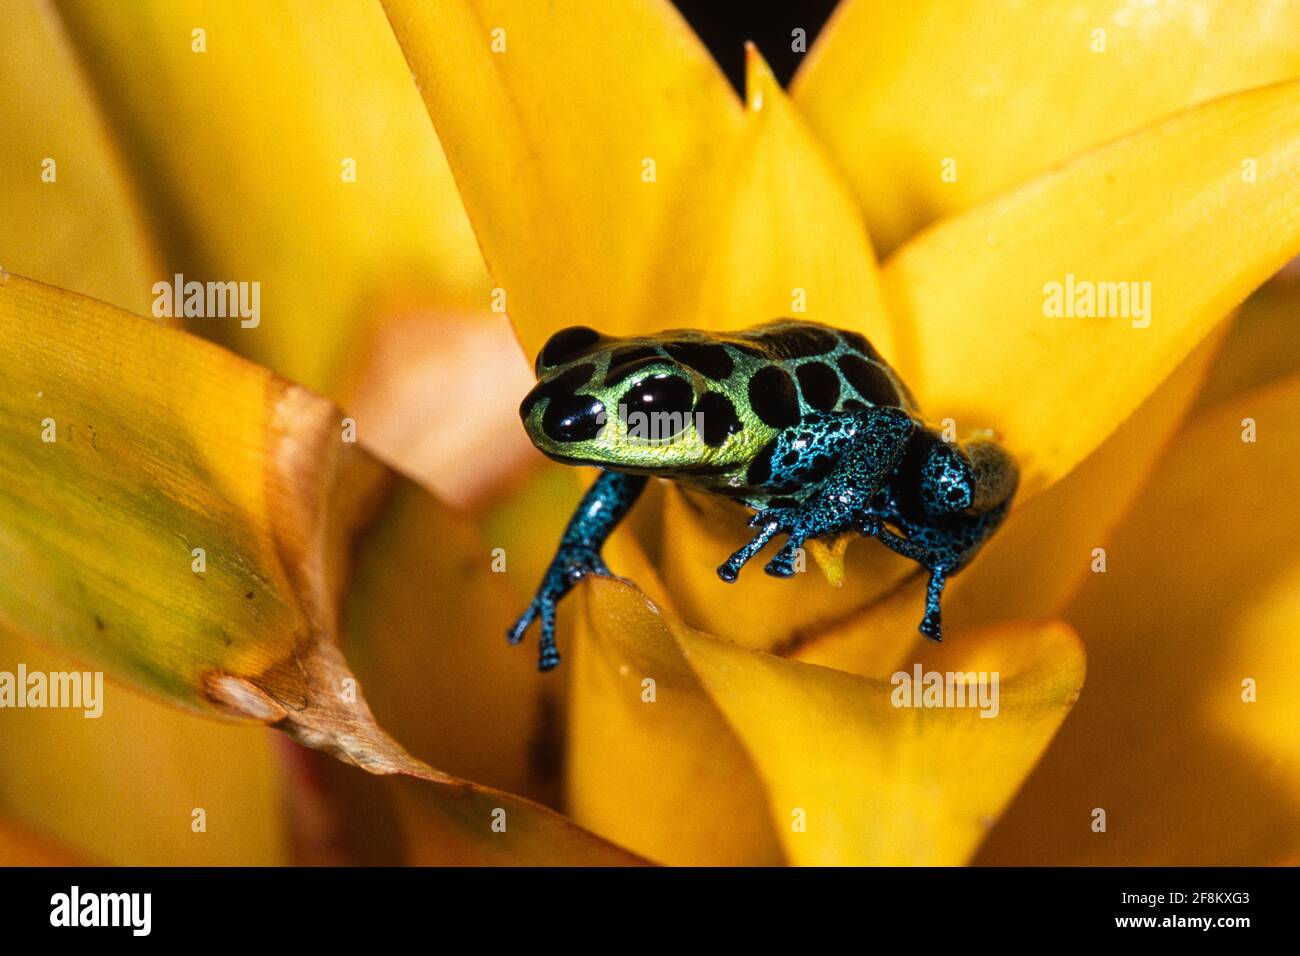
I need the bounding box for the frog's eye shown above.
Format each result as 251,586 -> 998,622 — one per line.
542,392 -> 605,443
619,374 -> 694,438
538,326 -> 601,371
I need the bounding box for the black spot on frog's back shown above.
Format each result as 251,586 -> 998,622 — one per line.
837,354 -> 902,407
839,329 -> 884,363
795,360 -> 841,411
747,365 -> 801,428
743,322 -> 838,359
695,391 -> 742,447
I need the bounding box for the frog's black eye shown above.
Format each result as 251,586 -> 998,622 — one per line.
538,325 -> 601,370
542,392 -> 606,443
619,374 -> 694,437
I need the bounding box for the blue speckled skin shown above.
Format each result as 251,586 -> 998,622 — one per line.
509,320 -> 1018,671
716,406 -> 914,579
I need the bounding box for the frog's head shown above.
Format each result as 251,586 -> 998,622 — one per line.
519,325 -> 766,473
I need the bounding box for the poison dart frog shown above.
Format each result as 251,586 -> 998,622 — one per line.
509,320 -> 1017,671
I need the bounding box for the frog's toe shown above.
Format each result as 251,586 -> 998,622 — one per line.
537,604 -> 561,671
763,539 -> 804,577
718,520 -> 783,582
507,594 -> 563,670
763,557 -> 797,578
917,568 -> 948,642
565,549 -> 610,582
918,610 -> 943,642
855,512 -> 882,537
506,602 -> 537,645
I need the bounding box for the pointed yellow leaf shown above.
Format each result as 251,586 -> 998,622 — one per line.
882,79 -> 1300,500
52,0 -> 489,398
981,374 -> 1300,864
694,44 -> 892,348
795,0 -> 1300,253
384,0 -> 744,355
678,619 -> 1085,865
568,578 -> 784,865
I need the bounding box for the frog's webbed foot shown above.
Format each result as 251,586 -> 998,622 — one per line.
717,505 -> 852,582
507,545 -> 609,671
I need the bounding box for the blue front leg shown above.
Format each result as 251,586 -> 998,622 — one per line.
508,469 -> 647,671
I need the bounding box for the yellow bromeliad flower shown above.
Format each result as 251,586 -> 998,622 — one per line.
1,0 -> 1298,866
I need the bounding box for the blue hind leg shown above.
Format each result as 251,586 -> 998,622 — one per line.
869,435 -> 1018,640
870,527 -> 950,641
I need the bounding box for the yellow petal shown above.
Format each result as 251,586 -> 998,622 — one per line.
343,477 -> 561,805
567,578 -> 784,865
384,0 -> 743,354
0,0 -> 156,314
882,79 -> 1300,500
571,577 -> 1084,865
694,45 -> 891,347
794,0 -> 1300,253
678,616 -> 1084,865
980,374 -> 1300,864
1195,273 -> 1300,411
51,0 -> 490,403
0,816 -> 83,865
0,627 -> 290,864
277,746 -> 645,865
